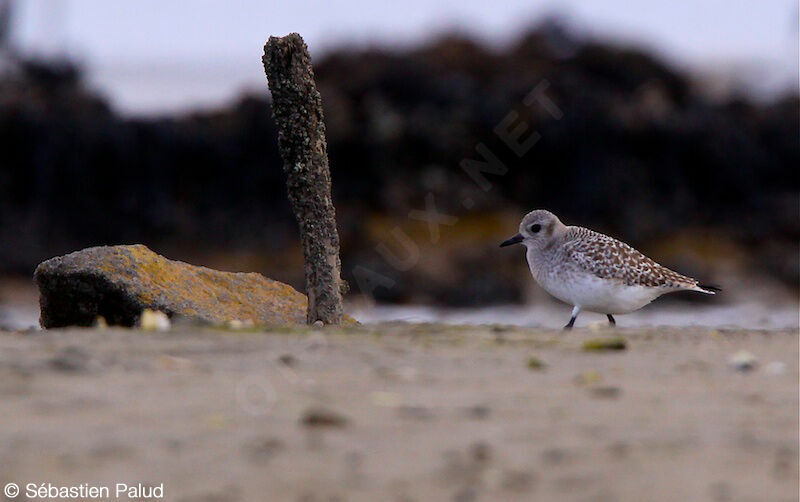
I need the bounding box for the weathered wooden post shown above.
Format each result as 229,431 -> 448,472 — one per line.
262,33 -> 344,325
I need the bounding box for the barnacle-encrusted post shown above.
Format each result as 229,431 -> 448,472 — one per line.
262,33 -> 344,325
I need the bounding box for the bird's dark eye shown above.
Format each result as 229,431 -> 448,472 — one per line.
529,224 -> 541,233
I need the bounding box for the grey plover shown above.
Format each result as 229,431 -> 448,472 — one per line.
500,209 -> 719,329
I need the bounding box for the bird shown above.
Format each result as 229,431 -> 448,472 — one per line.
500,209 -> 719,329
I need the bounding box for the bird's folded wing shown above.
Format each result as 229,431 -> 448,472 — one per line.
564,228 -> 696,289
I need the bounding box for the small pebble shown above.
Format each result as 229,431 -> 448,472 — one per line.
301,407 -> 348,428
277,354 -> 296,367
729,350 -> 758,372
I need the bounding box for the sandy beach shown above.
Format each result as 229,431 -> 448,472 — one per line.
0,323 -> 796,501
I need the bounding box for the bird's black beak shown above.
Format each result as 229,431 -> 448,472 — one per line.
500,233 -> 523,247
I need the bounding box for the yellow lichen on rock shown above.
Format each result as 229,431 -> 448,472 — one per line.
34,245 -> 355,328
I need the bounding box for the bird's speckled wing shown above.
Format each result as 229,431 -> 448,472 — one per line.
562,227 -> 698,289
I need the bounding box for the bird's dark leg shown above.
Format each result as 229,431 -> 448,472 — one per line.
607,314 -> 616,327
564,306 -> 581,330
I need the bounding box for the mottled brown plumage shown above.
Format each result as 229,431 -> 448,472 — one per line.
562,226 -> 699,289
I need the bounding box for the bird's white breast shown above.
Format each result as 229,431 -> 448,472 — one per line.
526,248 -> 664,314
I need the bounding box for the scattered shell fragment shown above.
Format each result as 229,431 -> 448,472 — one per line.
227,319 -> 255,330
139,309 -> 171,332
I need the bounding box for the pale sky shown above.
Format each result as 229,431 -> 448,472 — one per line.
9,0 -> 799,115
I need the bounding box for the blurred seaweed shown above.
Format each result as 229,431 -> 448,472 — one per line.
0,24 -> 797,304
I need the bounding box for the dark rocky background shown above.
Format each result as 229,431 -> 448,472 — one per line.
1,25 -> 797,305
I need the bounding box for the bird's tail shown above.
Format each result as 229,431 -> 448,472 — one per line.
697,284 -> 721,295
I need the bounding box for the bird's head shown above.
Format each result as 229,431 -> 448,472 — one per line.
500,209 -> 564,250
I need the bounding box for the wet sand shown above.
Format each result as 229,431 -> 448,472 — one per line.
0,324 -> 797,501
